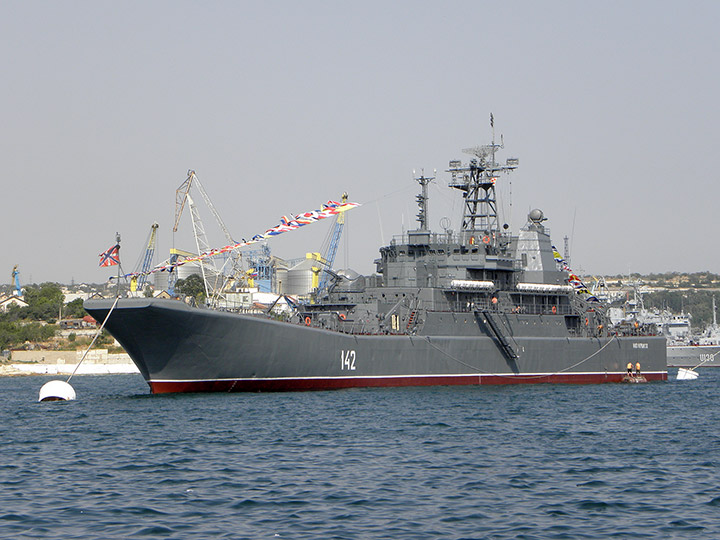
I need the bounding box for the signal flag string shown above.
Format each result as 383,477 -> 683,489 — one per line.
108,198 -> 361,282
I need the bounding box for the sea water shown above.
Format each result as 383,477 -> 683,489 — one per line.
1,370 -> 719,539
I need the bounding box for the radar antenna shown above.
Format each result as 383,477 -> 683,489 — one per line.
448,114 -> 518,237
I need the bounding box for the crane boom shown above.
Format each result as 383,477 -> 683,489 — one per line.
173,170 -> 244,303
316,193 -> 348,295
174,171 -> 235,243
187,193 -> 214,299
136,223 -> 159,289
193,174 -> 236,245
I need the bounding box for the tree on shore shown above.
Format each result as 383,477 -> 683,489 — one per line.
64,298 -> 87,319
0,321 -> 56,351
175,274 -> 206,304
21,283 -> 64,321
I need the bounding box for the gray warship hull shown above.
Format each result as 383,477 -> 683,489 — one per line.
84,298 -> 667,393
667,344 -> 720,367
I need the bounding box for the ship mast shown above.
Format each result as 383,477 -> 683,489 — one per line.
414,170 -> 435,231
447,114 -> 518,238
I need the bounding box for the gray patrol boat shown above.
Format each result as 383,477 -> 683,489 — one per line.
85,132 -> 667,393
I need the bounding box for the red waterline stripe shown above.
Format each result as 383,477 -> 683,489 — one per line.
149,371 -> 668,393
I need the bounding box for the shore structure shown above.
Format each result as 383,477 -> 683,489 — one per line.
1,349 -> 138,376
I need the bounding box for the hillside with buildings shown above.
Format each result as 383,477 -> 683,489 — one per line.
2,272 -> 720,357
576,272 -> 720,329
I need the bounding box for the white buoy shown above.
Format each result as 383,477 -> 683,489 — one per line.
676,368 -> 699,381
36,295 -> 119,402
39,380 -> 77,401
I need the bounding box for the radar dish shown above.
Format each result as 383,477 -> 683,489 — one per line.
462,146 -> 493,160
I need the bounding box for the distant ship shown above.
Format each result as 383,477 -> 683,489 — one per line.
667,297 -> 720,368
85,127 -> 666,393
608,287 -> 720,368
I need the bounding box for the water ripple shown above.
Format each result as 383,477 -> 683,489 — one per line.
2,372 -> 720,539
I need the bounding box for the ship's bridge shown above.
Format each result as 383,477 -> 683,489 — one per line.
377,230 -> 519,289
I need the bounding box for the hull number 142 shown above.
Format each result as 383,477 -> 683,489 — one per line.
341,350 -> 356,370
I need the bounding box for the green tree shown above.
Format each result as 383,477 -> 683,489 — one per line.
176,274 -> 206,304
0,324 -> 14,350
22,283 -> 64,321
64,298 -> 86,319
0,321 -> 57,350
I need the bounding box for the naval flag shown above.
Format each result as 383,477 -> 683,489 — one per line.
99,244 -> 120,267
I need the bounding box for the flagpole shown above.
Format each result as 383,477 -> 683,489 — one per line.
116,232 -> 121,298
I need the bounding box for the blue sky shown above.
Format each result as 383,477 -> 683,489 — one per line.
3,1 -> 719,284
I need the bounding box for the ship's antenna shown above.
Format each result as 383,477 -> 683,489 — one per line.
490,113 -> 495,166
569,207 -> 577,265
115,232 -> 122,297
450,114 -> 518,235
414,168 -> 435,231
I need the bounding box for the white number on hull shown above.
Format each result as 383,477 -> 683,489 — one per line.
341,350 -> 356,370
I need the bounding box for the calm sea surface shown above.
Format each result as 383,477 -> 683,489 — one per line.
1,371 -> 719,539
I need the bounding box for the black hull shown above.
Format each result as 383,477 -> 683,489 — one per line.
84,298 -> 667,393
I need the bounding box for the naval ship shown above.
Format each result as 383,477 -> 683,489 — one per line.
609,287 -> 720,368
667,297 -> 720,368
84,132 -> 667,393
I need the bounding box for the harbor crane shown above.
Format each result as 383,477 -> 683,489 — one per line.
131,223 -> 159,293
172,171 -> 244,303
315,193 -> 348,296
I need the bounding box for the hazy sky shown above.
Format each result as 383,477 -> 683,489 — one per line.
3,0 -> 719,286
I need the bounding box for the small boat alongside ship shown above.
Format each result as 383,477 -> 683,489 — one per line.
85,128 -> 667,393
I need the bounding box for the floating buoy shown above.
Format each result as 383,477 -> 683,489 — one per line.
677,368 -> 699,381
39,380 -> 76,402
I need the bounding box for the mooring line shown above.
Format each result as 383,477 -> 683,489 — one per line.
511,334 -> 618,380
424,336 -> 494,374
67,296 -> 120,383
424,334 -> 619,379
